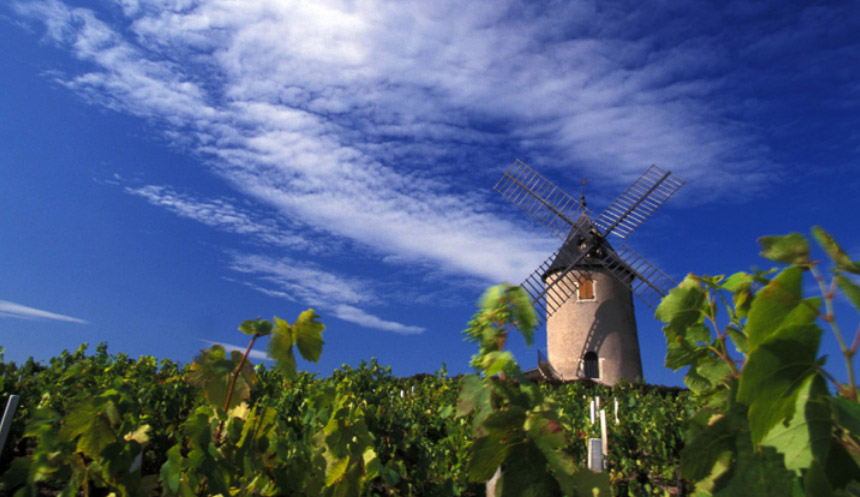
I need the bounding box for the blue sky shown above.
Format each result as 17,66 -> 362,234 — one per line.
2,0 -> 859,387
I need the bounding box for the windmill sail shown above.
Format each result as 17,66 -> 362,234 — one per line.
596,243 -> 677,310
494,160 -> 585,240
594,166 -> 685,239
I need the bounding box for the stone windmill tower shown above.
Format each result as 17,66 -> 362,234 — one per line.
494,161 -> 685,385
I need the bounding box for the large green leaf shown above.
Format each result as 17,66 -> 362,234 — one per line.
833,396 -> 860,435
758,233 -> 809,265
680,409 -> 736,481
293,309 -> 325,363
761,374 -> 832,475
187,345 -> 256,411
813,226 -> 860,274
655,276 -> 707,339
456,374 -> 490,418
467,433 -> 508,482
737,323 -> 823,444
59,400 -> 118,459
500,441 -> 560,497
745,267 -> 818,351
269,317 -> 298,377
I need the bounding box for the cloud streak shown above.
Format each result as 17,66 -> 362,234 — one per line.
14,0 -> 855,337
0,300 -> 88,324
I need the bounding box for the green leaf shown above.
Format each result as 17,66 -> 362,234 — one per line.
680,409 -> 736,481
745,267 -> 819,351
837,275 -> 860,313
507,285 -> 537,344
833,396 -> 860,435
467,434 -> 508,482
59,400 -> 118,459
737,323 -> 823,444
456,374 -> 490,418
187,345 -> 256,411
656,276 -> 707,340
761,374 -> 832,475
813,226 -> 860,274
293,309 -> 325,363
269,317 -> 298,377
758,233 -> 810,265
500,441 -> 560,497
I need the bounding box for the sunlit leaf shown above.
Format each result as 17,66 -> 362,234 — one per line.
761,374 -> 831,475
758,233 -> 809,265
293,309 -> 325,363
813,226 -> 860,274
745,267 -> 818,351
656,276 -> 707,340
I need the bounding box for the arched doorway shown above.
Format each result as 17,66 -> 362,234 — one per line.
583,351 -> 599,379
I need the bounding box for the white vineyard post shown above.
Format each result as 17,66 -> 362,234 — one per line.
600,408 -> 608,470
589,399 -> 596,425
587,438 -> 603,471
614,397 -> 619,425
0,395 -> 20,457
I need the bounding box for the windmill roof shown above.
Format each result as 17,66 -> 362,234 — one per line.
543,213 -> 633,279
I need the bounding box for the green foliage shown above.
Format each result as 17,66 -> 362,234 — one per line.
458,283 -> 611,496
656,227 -> 860,495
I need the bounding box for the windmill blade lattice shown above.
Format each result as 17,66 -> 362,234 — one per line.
494,160 -> 585,240
597,243 -> 677,310
519,248 -> 592,327
594,166 -> 685,239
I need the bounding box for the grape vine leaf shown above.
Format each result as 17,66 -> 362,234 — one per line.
187,345 -> 256,411
500,441 -> 561,497
655,276 -> 707,340
59,400 -> 118,459
758,233 -> 809,265
836,275 -> 860,313
737,323 -> 823,444
268,310 -> 325,377
744,267 -> 819,351
812,226 -> 860,275
293,309 -> 325,362
760,374 -> 831,475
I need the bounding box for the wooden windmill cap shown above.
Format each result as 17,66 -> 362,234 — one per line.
542,213 -> 634,280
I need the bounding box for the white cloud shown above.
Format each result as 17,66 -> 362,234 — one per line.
0,300 -> 88,324
15,0 -> 838,308
125,184 -> 318,251
332,305 -> 425,335
227,253 -> 425,334
200,340 -> 270,361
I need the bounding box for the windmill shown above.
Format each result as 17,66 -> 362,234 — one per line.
494,160 -> 685,385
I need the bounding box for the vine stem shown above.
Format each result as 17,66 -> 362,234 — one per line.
810,265 -> 856,399
224,333 -> 260,412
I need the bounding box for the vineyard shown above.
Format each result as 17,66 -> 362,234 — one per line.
0,227 -> 859,496
0,343 -> 693,496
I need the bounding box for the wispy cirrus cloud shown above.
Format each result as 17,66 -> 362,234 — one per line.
125,184 -> 319,252
0,300 -> 88,324
12,0 -> 859,334
227,252 -> 426,334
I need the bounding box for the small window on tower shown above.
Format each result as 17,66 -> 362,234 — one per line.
578,275 -> 595,300
584,351 -> 599,379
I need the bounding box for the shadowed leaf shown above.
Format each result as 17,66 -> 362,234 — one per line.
737,323 -> 822,444
188,345 -> 256,411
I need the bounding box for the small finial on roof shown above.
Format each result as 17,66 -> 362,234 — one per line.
580,178 -> 588,209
